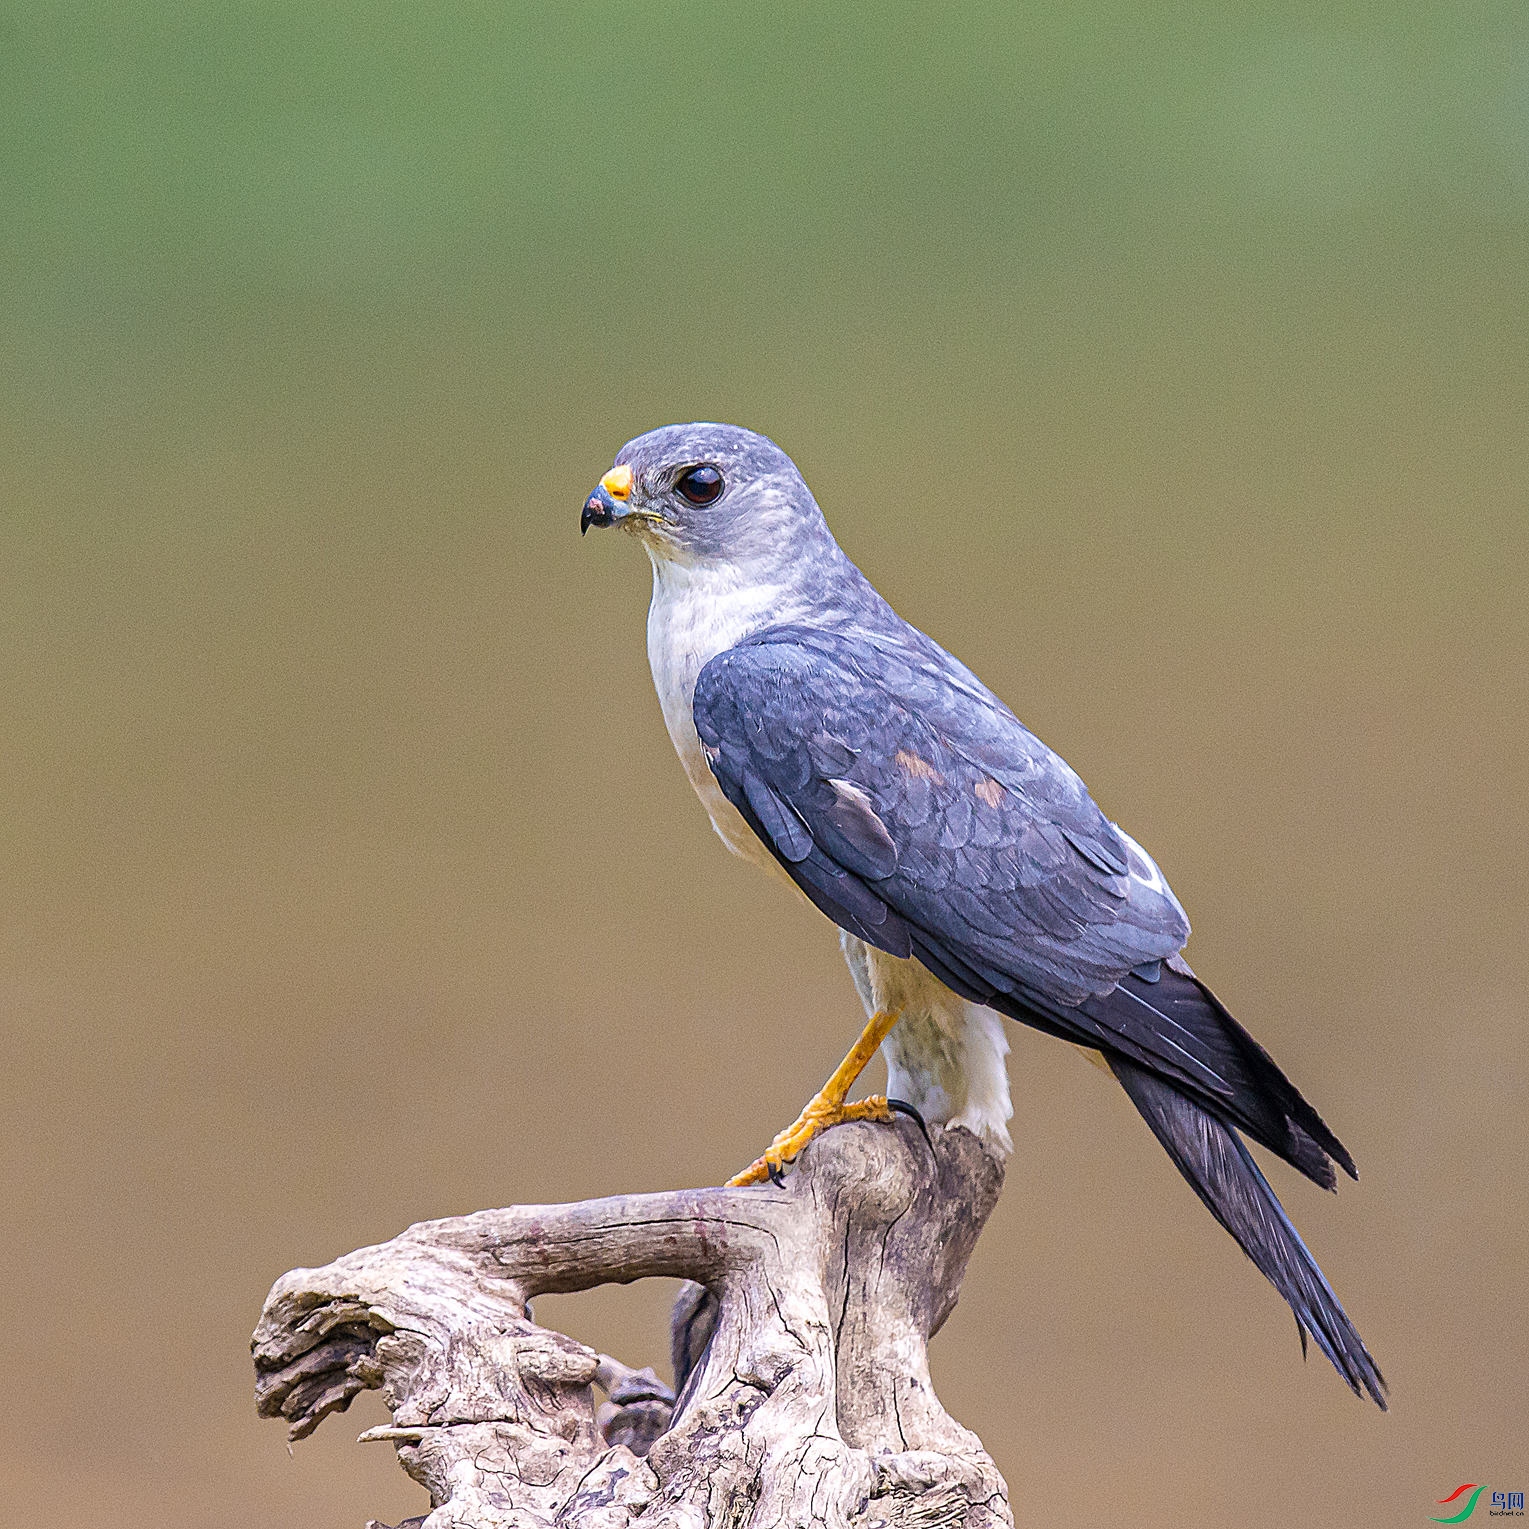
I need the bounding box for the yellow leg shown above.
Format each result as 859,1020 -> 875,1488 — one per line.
727,1008 -> 903,1187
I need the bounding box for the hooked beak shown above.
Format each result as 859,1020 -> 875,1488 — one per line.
581,464 -> 633,534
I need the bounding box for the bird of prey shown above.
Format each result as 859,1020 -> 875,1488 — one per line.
580,422 -> 1384,1407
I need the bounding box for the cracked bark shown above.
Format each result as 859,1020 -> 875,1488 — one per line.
252,1117 -> 1011,1528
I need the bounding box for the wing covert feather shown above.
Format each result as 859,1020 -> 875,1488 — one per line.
692,630 -> 1188,1010
693,626 -> 1355,1187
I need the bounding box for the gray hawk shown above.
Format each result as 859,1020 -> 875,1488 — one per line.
580,422 -> 1384,1407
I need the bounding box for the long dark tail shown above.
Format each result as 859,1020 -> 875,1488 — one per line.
1109,1055 -> 1387,1408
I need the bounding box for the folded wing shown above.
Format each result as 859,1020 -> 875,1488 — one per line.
693,626 -> 1383,1403
693,628 -> 1349,1178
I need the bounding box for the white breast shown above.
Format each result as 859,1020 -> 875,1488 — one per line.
645,552 -> 801,876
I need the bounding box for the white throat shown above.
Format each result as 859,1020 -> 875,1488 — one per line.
645,551 -> 804,871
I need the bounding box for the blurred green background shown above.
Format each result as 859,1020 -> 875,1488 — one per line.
2,4 -> 1525,1526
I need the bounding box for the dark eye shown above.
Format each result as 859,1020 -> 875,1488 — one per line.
675,465 -> 724,506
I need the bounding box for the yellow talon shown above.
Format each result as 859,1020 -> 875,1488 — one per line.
727,1008 -> 902,1187
727,1096 -> 894,1186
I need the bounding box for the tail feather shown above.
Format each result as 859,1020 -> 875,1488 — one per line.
1179,967 -> 1358,1185
1070,964 -> 1356,1190
1109,1055 -> 1386,1409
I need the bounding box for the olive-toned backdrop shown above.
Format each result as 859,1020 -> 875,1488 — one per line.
2,6 -> 1525,1526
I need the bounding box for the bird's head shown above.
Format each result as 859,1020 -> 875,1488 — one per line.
581,422 -> 832,570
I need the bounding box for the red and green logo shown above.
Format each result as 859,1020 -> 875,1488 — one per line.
1429,1484 -> 1525,1521
1431,1485 -> 1486,1523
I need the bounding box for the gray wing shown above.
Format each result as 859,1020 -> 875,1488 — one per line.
693,627 -> 1383,1406
692,626 -> 1352,1183
692,628 -> 1187,1009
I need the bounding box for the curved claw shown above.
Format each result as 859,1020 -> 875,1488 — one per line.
887,1097 -> 935,1154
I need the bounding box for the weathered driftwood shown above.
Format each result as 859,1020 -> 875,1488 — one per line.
252,1116 -> 1011,1528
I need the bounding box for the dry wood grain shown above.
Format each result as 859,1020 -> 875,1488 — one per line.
253,1117 -> 1012,1528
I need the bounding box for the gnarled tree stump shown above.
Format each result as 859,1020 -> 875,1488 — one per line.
252,1117 -> 1011,1528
